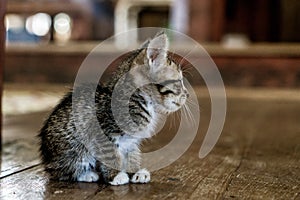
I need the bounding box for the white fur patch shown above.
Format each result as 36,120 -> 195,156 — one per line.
116,134 -> 140,149
77,171 -> 99,182
131,168 -> 151,184
110,171 -> 130,185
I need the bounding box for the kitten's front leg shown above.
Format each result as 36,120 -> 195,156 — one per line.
109,147 -> 130,185
109,171 -> 130,185
109,169 -> 151,185
127,150 -> 151,184
108,139 -> 151,185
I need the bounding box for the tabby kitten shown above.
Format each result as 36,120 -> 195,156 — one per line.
39,32 -> 188,185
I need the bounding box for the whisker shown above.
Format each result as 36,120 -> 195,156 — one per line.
171,113 -> 175,130
178,55 -> 186,67
187,104 -> 199,125
187,99 -> 198,108
168,113 -> 174,131
175,110 -> 181,127
182,105 -> 190,124
169,111 -> 179,131
182,65 -> 194,80
184,104 -> 196,128
183,70 -> 194,79
182,64 -> 193,72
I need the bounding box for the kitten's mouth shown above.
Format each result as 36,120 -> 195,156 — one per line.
165,101 -> 185,113
172,101 -> 181,107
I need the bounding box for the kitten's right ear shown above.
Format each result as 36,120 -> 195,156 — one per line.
146,32 -> 169,70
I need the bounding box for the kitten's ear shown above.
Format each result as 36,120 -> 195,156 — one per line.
146,32 -> 169,69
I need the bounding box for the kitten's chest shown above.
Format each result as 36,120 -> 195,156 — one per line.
113,101 -> 159,153
135,99 -> 160,138
115,135 -> 140,153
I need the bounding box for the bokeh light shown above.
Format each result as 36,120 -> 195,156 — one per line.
54,13 -> 72,34
5,14 -> 24,33
54,13 -> 72,42
26,13 -> 52,36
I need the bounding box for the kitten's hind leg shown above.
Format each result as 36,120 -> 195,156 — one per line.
75,156 -> 100,182
77,171 -> 99,182
55,152 -> 99,182
47,156 -> 100,182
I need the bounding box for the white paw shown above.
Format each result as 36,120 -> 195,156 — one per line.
131,169 -> 151,184
110,172 -> 129,186
77,171 -> 99,182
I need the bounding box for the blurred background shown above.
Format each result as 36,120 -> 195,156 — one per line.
3,0 -> 300,85
1,0 -> 300,117
4,0 -> 300,43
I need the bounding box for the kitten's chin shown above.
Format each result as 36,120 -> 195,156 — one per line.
160,98 -> 187,114
155,99 -> 186,115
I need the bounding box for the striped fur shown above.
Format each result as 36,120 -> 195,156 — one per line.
38,32 -> 188,185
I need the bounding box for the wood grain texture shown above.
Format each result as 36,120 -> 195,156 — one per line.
0,139 -> 40,179
1,88 -> 299,199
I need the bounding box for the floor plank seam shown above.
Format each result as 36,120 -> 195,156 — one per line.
0,163 -> 41,180
87,184 -> 109,199
217,159 -> 243,199
293,192 -> 299,200
218,143 -> 252,199
187,159 -> 225,199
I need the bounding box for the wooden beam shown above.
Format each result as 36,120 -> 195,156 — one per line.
6,1 -> 86,15
0,0 -> 6,147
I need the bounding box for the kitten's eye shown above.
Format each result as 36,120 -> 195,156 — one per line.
160,89 -> 175,95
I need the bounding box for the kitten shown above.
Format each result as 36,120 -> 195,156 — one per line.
38,32 -> 188,185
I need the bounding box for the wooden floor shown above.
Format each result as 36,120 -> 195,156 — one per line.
1,87 -> 300,200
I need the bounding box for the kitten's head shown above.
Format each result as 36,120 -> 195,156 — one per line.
131,32 -> 189,114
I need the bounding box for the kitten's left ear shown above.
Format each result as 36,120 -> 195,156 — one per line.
146,32 -> 169,70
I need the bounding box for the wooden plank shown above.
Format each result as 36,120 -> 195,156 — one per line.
1,111 -> 47,178
0,165 -> 106,200
1,89 -> 300,199
0,166 -> 46,200
0,129 -> 105,199
92,153 -> 227,200
93,98 -> 300,199
0,139 -> 40,179
188,100 -> 284,199
222,100 -> 300,199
